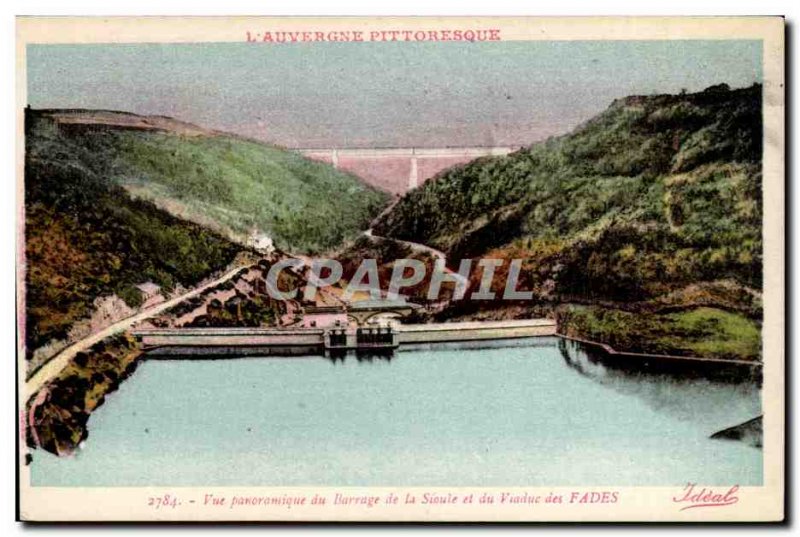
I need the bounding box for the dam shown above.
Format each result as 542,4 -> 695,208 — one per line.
132,319 -> 557,357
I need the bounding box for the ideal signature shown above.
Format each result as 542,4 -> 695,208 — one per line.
672,483 -> 739,511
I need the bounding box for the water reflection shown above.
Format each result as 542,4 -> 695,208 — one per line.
558,339 -> 762,436
559,338 -> 762,384
325,349 -> 395,364
32,338 -> 764,487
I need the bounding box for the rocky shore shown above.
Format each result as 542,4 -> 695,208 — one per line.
27,333 -> 143,456
711,416 -> 763,448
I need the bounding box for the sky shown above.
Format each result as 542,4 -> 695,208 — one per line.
27,40 -> 762,148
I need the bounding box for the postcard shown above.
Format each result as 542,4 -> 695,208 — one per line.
16,16 -> 784,522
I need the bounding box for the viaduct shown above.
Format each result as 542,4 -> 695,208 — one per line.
295,146 -> 517,194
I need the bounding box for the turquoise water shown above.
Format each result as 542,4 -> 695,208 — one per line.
31,338 -> 762,486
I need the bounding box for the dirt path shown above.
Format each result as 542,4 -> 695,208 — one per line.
24,264 -> 249,398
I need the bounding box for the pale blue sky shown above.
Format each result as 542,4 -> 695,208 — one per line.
27,40 -> 762,148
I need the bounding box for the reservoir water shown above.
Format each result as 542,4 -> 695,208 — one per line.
31,338 -> 762,487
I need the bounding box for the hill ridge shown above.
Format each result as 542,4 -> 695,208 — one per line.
373,82 -> 763,361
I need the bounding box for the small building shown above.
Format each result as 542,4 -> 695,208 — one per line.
135,282 -> 163,308
301,306 -> 349,328
247,228 -> 275,254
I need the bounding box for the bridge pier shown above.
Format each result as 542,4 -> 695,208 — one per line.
408,153 -> 419,189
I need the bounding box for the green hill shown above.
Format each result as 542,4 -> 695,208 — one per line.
374,84 -> 763,361
29,109 -> 388,252
24,109 -> 388,354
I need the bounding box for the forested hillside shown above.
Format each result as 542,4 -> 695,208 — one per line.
374,84 -> 763,360
24,109 -> 388,354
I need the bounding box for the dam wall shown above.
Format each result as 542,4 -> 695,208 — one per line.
397,319 -> 556,344
134,319 -> 557,357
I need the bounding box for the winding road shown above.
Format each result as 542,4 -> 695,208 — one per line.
363,229 -> 469,287
24,264 -> 250,398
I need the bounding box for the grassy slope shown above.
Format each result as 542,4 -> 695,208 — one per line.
34,110 -> 389,253
374,84 -> 763,360
558,306 -> 760,361
24,109 -> 388,354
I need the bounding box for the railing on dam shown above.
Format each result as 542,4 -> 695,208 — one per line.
132,319 -> 557,358
133,326 -> 400,357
